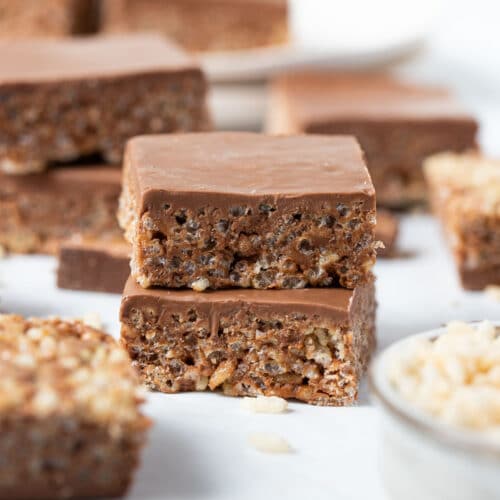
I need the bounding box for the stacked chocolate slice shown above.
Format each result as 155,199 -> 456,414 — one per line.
118,132 -> 378,405
0,34 -> 210,262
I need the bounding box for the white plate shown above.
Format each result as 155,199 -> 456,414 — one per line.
200,0 -> 439,82
201,40 -> 422,83
1,214 -> 498,500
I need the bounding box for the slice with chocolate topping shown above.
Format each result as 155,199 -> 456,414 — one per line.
120,276 -> 376,406
0,34 -> 210,174
119,132 -> 377,290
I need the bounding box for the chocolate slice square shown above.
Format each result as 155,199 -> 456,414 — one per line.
0,34 -> 210,174
119,132 -> 377,290
120,276 -> 376,406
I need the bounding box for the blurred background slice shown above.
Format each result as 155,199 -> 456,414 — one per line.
0,0 -> 98,37
99,0 -> 289,52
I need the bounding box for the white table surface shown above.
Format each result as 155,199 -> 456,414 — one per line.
1,215 -> 498,500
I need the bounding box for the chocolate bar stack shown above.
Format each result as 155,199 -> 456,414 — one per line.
118,132 -> 378,406
0,34 -> 210,274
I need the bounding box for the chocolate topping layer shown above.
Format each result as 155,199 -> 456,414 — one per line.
121,275 -> 364,323
274,72 -> 477,126
0,34 -> 200,85
128,132 -> 375,213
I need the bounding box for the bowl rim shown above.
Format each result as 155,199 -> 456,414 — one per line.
369,320 -> 500,459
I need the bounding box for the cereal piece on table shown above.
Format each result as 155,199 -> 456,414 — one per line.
99,0 -> 288,52
0,0 -> 97,38
0,165 -> 122,254
57,236 -> 130,294
0,34 -> 210,174
119,132 -> 377,290
120,276 -> 376,406
376,210 -> 399,258
247,432 -> 292,453
0,314 -> 149,499
241,395 -> 288,414
424,153 -> 500,290
267,72 -> 478,208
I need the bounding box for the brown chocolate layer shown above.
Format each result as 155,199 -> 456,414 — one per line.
120,132 -> 377,290
0,164 -> 122,254
268,72 -> 478,207
129,133 -> 375,212
121,274 -> 368,323
57,237 -> 130,294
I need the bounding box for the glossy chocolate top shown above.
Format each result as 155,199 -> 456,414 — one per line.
121,275 -> 367,323
0,34 -> 201,85
273,72 -> 477,126
127,132 -> 375,212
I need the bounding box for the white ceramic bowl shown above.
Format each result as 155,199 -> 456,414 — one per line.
369,322 -> 500,500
